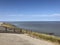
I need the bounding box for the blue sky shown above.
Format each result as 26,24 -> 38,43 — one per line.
0,0 -> 60,21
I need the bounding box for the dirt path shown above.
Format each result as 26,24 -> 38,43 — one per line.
0,33 -> 59,45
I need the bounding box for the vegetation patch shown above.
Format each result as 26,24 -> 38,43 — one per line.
22,29 -> 60,44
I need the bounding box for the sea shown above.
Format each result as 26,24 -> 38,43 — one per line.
9,21 -> 60,36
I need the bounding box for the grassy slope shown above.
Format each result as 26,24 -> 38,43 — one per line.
1,22 -> 60,44
22,30 -> 60,44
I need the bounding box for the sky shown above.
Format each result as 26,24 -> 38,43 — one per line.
0,0 -> 60,21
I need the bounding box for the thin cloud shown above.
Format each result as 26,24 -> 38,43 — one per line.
8,14 -> 60,17
0,14 -> 60,21
31,14 -> 60,17
0,14 -> 60,17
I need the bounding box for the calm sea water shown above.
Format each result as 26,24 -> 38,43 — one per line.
9,21 -> 60,36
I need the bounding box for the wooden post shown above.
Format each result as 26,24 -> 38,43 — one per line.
14,28 -> 15,33
5,27 -> 7,32
20,29 -> 22,33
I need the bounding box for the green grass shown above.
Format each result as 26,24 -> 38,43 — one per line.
22,29 -> 60,44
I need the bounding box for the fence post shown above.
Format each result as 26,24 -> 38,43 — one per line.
5,27 -> 7,32
14,28 -> 15,33
20,29 -> 22,33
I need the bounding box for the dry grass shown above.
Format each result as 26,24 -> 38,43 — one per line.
22,29 -> 60,44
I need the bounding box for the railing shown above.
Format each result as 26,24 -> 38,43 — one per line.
0,26 -> 22,34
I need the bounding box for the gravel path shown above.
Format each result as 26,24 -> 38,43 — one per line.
0,33 -> 58,45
